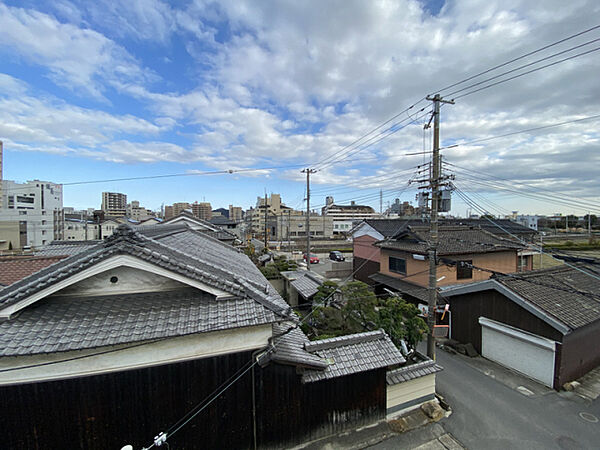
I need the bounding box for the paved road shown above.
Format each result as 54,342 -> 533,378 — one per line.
434,349 -> 600,449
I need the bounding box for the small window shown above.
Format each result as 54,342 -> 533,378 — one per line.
389,256 -> 406,275
457,260 -> 473,279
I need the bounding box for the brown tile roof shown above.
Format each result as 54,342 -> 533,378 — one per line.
0,256 -> 66,286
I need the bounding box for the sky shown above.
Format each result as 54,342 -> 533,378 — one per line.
0,0 -> 598,216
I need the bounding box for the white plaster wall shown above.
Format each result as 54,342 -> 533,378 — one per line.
58,266 -> 187,297
0,324 -> 272,386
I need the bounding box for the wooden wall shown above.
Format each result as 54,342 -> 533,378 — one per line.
448,290 -> 563,354
559,321 -> 600,386
0,352 -> 387,450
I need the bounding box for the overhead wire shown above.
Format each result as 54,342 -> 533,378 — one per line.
445,37 -> 600,98
434,24 -> 600,95
141,173 -> 421,448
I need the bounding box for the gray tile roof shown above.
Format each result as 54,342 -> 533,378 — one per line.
361,218 -> 535,240
266,322 -> 328,370
36,241 -> 101,256
369,272 -> 433,304
302,330 -> 406,383
0,288 -> 278,356
290,272 -> 323,299
493,264 -> 600,330
0,225 -> 290,322
387,356 -> 443,385
378,226 -> 524,255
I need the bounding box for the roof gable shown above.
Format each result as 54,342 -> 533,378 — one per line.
0,225 -> 291,321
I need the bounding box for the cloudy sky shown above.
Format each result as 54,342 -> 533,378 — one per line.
0,0 -> 598,216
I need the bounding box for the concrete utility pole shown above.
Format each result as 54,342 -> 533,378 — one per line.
264,191 -> 268,250
425,93 -> 454,360
302,168 -> 317,271
380,189 -> 383,215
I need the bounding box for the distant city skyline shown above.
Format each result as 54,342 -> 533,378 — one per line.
0,1 -> 598,216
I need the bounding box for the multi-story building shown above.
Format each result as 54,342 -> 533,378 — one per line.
192,202 -> 212,221
275,213 -> 334,241
0,180 -> 63,248
126,200 -> 155,222
321,196 -> 380,234
229,205 -> 243,222
101,192 -> 127,218
246,194 -> 301,236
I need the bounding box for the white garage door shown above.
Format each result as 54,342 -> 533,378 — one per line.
479,317 -> 557,388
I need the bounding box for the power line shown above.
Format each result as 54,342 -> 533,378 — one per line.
439,114 -> 600,151
451,185 -> 600,282
446,37 -> 600,98
313,99 -> 428,168
454,45 -> 600,100
142,215 -> 417,448
447,162 -> 600,209
317,108 -> 432,170
434,24 -> 600,95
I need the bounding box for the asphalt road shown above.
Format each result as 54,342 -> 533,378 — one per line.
434,349 -> 600,449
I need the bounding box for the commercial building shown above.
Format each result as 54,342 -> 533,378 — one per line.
101,192 -> 127,218
126,200 -> 155,222
0,179 -> 63,248
322,196 -> 381,234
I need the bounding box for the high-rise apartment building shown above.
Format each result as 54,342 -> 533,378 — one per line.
192,202 -> 212,220
0,179 -> 63,248
101,192 -> 127,217
229,205 -> 243,222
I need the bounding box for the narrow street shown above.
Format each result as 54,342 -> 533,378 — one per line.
435,349 -> 600,449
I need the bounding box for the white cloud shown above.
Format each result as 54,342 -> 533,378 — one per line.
0,3 -> 154,98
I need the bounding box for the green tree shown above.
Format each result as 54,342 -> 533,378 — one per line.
377,296 -> 428,352
313,280 -> 339,305
341,281 -> 379,332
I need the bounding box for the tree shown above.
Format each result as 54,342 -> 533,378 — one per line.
313,280 -> 339,305
376,296 -> 428,352
341,281 -> 379,332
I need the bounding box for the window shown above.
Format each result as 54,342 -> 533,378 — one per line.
457,260 -> 473,279
389,256 -> 406,275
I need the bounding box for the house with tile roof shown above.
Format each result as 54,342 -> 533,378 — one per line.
369,225 -> 525,310
441,263 -> 600,389
0,223 -> 413,449
352,218 -> 535,285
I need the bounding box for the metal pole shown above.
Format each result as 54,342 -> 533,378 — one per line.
264,192 -> 268,250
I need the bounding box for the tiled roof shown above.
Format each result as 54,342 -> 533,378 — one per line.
369,272 -> 433,304
362,219 -> 417,237
493,264 -> 600,330
37,241 -> 101,256
378,226 -> 524,255
302,330 -> 405,383
387,356 -> 443,385
266,323 -> 328,370
290,272 -> 323,299
361,218 -> 535,239
0,225 -> 290,320
0,288 -> 278,356
0,256 -> 67,286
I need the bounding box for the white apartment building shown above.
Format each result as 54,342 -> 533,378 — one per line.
101,192 -> 127,217
321,197 -> 381,234
0,180 -> 63,248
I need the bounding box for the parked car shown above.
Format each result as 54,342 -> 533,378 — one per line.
329,251 -> 345,262
303,253 -> 320,264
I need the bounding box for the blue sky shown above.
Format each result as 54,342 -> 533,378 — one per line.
0,0 -> 599,216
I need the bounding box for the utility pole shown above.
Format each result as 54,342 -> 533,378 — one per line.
380,189 -> 383,215
302,168 -> 317,271
263,191 -> 268,250
425,93 -> 454,360
589,211 -> 592,236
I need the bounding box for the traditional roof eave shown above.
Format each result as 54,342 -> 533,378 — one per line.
441,279 -> 571,334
